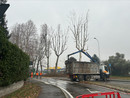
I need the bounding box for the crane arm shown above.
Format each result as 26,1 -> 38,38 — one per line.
67,49 -> 96,62
68,50 -> 82,60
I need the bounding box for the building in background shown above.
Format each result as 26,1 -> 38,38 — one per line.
43,66 -> 65,74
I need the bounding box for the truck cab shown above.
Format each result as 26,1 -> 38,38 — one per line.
99,64 -> 110,81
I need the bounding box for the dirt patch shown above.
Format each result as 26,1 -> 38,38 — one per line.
2,81 -> 41,98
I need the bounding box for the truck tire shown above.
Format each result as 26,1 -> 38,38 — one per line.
78,75 -> 84,81
85,75 -> 91,81
95,79 -> 98,81
84,75 -> 87,81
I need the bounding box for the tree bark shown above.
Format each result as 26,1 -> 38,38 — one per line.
79,52 -> 82,61
36,60 -> 40,73
55,56 -> 59,74
40,61 -> 42,73
47,57 -> 49,73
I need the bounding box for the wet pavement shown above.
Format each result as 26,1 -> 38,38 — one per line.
40,77 -> 130,98
29,79 -> 65,98
105,79 -> 130,90
29,77 -> 130,98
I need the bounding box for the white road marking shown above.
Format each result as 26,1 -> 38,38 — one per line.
87,89 -> 101,93
57,86 -> 74,98
44,82 -> 50,85
34,78 -> 74,98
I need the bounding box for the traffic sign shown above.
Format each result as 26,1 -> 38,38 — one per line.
0,4 -> 10,18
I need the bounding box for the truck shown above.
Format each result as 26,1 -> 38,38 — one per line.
65,49 -> 110,81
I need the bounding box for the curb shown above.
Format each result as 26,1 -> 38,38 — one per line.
0,81 -> 24,97
82,81 -> 130,93
33,78 -> 74,98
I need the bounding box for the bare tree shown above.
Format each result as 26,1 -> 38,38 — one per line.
31,37 -> 39,68
69,11 -> 89,61
52,24 -> 67,73
35,33 -> 46,73
10,20 -> 38,62
46,40 -> 51,73
41,24 -> 52,73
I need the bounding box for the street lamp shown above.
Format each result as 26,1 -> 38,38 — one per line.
94,37 -> 100,64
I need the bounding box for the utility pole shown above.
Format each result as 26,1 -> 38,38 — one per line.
94,37 -> 100,64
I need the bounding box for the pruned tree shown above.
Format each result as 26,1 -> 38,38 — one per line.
52,24 -> 67,73
69,11 -> 89,61
40,24 -> 51,73
91,54 -> 100,64
35,34 -> 45,73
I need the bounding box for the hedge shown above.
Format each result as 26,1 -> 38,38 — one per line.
0,26 -> 30,86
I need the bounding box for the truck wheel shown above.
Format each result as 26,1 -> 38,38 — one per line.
78,75 -> 84,81
86,75 -> 91,81
84,75 -> 87,81
95,79 -> 98,81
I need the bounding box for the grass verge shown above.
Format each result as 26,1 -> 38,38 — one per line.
2,81 -> 41,98
110,76 -> 130,80
80,81 -> 130,93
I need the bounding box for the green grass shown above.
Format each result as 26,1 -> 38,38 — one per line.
110,76 -> 130,80
2,82 -> 41,98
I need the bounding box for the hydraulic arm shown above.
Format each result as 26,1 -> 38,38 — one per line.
67,49 -> 96,62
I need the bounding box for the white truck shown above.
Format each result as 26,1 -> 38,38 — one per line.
65,49 -> 110,81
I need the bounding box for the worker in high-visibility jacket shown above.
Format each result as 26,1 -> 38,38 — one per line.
36,72 -> 39,76
31,72 -> 33,78
40,73 -> 42,76
40,73 -> 42,79
36,72 -> 39,79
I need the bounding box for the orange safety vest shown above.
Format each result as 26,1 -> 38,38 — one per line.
31,72 -> 33,76
40,73 -> 42,75
36,73 -> 39,76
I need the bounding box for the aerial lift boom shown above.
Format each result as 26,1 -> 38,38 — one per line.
67,49 -> 96,62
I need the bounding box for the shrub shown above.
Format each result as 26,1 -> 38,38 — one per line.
0,26 -> 30,86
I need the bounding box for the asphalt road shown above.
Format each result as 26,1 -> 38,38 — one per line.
39,77 -> 130,98
106,79 -> 130,90
29,79 -> 65,98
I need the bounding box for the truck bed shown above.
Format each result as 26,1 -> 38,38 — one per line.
66,61 -> 100,75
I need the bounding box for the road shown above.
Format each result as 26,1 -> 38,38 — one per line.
106,79 -> 130,90
37,77 -> 130,98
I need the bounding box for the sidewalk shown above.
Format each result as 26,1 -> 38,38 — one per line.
29,79 -> 65,98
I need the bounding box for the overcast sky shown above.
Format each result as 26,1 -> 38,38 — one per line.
6,0 -> 130,68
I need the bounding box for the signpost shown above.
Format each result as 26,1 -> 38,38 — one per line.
0,4 -> 10,18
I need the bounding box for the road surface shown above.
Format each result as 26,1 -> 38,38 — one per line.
37,77 -> 130,98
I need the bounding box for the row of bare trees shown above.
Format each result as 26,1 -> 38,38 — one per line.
10,20 -> 38,66
9,20 -> 68,73
9,12 -> 89,73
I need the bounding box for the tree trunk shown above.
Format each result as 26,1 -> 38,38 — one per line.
40,61 -> 42,73
33,57 -> 37,68
36,60 -> 40,73
47,57 -> 49,74
79,52 -> 82,61
55,56 -> 59,74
